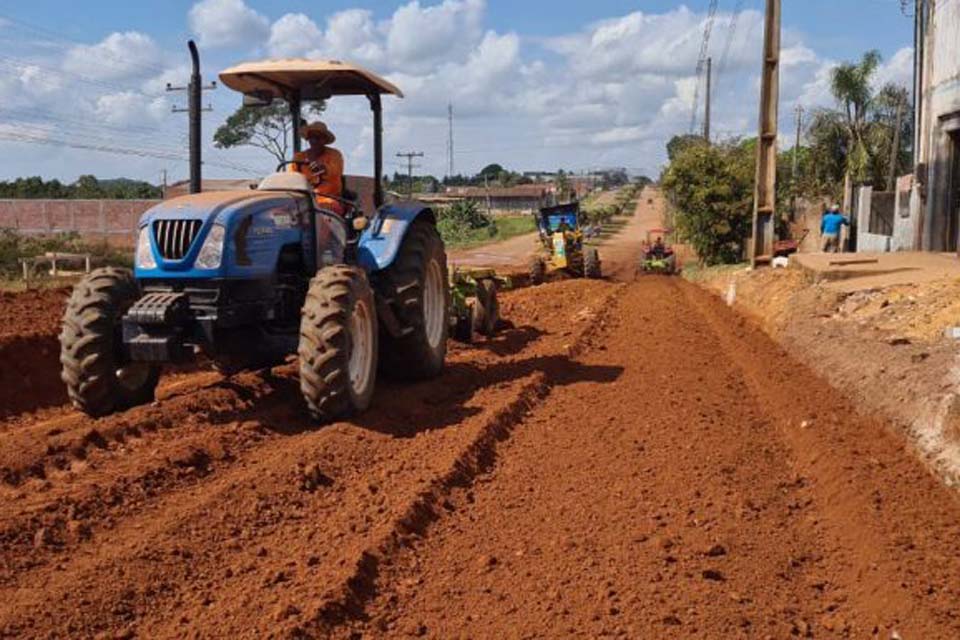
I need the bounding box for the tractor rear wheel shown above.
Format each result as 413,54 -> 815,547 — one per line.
529,256 -> 546,285
299,266 -> 378,421
473,278 -> 499,337
585,248 -> 602,279
59,267 -> 159,417
377,220 -> 449,380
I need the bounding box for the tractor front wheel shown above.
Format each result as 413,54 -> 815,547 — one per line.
299,266 -> 378,421
585,248 -> 602,279
59,267 -> 159,417
376,220 -> 449,380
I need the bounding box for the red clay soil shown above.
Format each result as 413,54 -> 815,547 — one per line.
1,220 -> 960,639
0,288 -> 70,417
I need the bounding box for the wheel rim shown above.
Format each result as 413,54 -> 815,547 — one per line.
423,258 -> 445,349
115,363 -> 151,392
348,297 -> 374,395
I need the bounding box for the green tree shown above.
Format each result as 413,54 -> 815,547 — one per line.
661,140 -> 754,265
666,134 -> 707,162
479,163 -> 504,178
213,100 -> 325,164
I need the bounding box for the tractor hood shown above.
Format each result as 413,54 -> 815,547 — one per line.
135,190 -> 308,279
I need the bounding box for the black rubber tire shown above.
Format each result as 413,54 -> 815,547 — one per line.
473,279 -> 499,337
376,220 -> 449,380
585,248 -> 602,279
452,305 -> 474,343
529,256 -> 546,285
299,266 -> 378,421
59,267 -> 160,417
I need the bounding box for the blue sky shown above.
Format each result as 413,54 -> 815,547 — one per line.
0,1 -> 916,183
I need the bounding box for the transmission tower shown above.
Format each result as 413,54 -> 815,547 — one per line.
690,0 -> 719,135
447,103 -> 455,178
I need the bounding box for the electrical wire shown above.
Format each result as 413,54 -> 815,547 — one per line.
690,0 -> 720,135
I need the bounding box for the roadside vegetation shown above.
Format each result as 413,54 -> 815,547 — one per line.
436,200 -> 535,249
0,175 -> 161,199
661,48 -> 910,265
0,229 -> 130,286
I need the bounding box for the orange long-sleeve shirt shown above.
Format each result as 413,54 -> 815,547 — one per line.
290,147 -> 344,213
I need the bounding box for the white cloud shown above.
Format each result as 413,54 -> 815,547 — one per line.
188,0 -> 270,49
94,92 -> 169,126
385,0 -> 485,72
268,13 -> 323,58
874,47 -> 914,91
63,32 -> 161,81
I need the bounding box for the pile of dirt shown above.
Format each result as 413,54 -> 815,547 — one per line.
0,287 -> 68,339
0,287 -> 70,418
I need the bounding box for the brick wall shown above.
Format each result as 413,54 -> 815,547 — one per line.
0,199 -> 160,246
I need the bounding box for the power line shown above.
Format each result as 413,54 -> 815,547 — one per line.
690,0 -> 720,135
716,0 -> 746,88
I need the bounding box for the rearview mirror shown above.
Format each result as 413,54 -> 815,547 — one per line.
242,91 -> 273,108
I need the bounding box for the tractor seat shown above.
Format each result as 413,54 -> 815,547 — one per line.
257,172 -> 312,193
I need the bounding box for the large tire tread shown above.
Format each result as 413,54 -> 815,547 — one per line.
374,220 -> 449,380
299,265 -> 377,421
59,267 -> 158,417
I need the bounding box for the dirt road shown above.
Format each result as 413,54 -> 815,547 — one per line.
1,192 -> 959,639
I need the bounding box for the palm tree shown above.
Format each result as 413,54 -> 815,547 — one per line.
830,49 -> 882,184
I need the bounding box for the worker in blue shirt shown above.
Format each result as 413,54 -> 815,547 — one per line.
821,204 -> 849,253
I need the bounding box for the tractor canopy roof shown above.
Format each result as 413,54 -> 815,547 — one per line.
219,58 -> 403,102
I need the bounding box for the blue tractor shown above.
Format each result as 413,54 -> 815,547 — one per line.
59,60 -> 449,421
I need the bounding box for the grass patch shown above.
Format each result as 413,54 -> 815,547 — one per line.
0,229 -> 131,287
442,214 -> 536,250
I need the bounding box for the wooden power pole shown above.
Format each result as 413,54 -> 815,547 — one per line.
750,0 -> 781,265
396,151 -> 424,199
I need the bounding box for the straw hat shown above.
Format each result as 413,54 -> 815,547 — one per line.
300,121 -> 335,144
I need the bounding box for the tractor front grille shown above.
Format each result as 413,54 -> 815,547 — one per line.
153,219 -> 203,260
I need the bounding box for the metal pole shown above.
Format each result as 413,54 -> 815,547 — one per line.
371,94 -> 383,208
188,41 -> 201,195
704,57 -> 712,144
395,151 -> 423,200
290,93 -> 302,156
750,0 -> 781,265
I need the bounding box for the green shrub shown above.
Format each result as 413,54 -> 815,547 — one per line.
0,229 -> 131,279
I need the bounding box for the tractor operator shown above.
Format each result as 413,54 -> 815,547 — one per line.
290,121 -> 345,215
650,236 -> 667,258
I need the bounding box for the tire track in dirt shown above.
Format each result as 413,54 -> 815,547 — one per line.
334,276 -> 960,639
0,279 -> 620,639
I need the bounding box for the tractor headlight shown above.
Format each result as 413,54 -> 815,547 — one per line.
136,226 -> 156,269
195,223 -> 226,270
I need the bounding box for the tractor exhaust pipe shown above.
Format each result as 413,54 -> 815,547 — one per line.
188,41 -> 202,195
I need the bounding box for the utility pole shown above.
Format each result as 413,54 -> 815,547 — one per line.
887,94 -> 905,192
168,41 -> 215,194
396,151 -> 424,199
750,0 -> 781,265
447,103 -> 455,179
792,105 -> 804,180
160,169 -> 167,199
704,57 -> 712,144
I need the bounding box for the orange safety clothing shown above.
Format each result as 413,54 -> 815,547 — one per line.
290,147 -> 344,214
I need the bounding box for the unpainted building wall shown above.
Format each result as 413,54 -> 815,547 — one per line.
0,199 -> 160,245
920,0 -> 960,251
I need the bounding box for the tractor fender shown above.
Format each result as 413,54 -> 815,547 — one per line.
357,202 -> 436,272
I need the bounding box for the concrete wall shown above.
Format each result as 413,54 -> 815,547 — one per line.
0,199 -> 159,245
919,0 -> 960,251
892,175 -> 919,251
